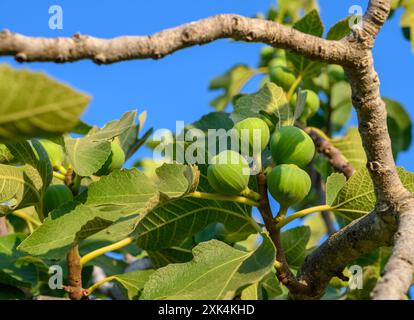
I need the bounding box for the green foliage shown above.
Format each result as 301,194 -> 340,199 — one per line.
209,65 -> 255,111
231,82 -> 292,125
43,184 -> 74,217
328,167 -> 414,223
384,98 -> 412,158
287,10 -> 325,79
0,64 -> 89,142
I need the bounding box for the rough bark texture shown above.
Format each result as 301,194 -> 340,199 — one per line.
63,245 -> 85,300
1,0 -> 413,300
0,15 -> 350,64
305,127 -> 355,179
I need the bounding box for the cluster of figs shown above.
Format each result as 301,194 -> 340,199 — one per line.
207,117 -> 315,209
39,138 -> 125,216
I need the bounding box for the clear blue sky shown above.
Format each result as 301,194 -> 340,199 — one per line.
1,0 -> 413,169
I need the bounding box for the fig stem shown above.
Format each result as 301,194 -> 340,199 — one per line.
275,206 -> 289,221
53,171 -> 66,181
240,188 -> 261,202
80,237 -> 134,266
286,74 -> 303,102
188,191 -> 259,207
274,260 -> 283,270
12,210 -> 41,227
84,276 -> 116,297
275,204 -> 332,231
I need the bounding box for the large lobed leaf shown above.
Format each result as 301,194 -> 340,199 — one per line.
64,111 -> 137,176
134,165 -> 259,251
286,10 -> 325,79
0,140 -> 52,215
231,82 -> 291,126
0,64 -> 89,142
331,127 -> 366,170
209,65 -> 255,111
327,167 -> 414,223
140,234 -> 275,300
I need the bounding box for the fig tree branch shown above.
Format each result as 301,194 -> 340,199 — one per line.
303,126 -> 355,179
256,172 -> 311,295
0,14 -> 350,65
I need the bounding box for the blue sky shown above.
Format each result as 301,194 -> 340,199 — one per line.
1,0 -> 413,298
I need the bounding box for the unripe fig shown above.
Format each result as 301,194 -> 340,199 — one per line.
291,90 -> 320,121
327,65 -> 345,81
207,150 -> 250,196
268,57 -> 287,69
233,118 -> 270,154
39,139 -> 64,166
96,139 -> 125,176
267,164 -> 311,208
270,126 -> 315,168
43,184 -> 74,216
269,66 -> 296,91
260,46 -> 275,66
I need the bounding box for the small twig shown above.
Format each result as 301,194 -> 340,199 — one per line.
63,244 -> 85,300
80,237 -> 134,266
303,126 -> 355,179
187,191 -> 259,207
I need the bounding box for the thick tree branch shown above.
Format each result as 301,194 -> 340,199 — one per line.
372,206 -> 414,299
0,14 -> 350,65
294,208 -> 398,299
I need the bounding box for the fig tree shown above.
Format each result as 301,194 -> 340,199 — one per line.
96,139 -> 125,176
207,150 -> 251,196
291,90 -> 320,121
233,117 -> 270,154
270,126 -> 315,167
43,184 -> 74,216
267,164 -> 311,208
39,139 -> 64,166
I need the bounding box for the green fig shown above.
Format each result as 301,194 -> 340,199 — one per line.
39,139 -> 64,166
269,66 -> 296,91
291,90 -> 320,121
268,57 -> 287,69
327,65 -> 345,81
267,164 -> 311,208
260,46 -> 275,66
270,126 -> 315,167
43,184 -> 74,216
96,139 -> 125,176
233,118 -> 270,154
207,150 -> 250,196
